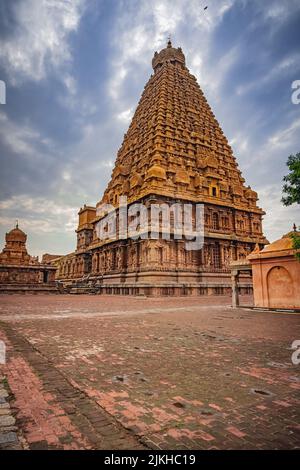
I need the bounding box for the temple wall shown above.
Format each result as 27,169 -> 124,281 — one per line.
0,266 -> 56,285
251,255 -> 300,309
56,235 -> 254,297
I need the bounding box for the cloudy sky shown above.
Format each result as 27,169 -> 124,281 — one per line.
0,0 -> 299,257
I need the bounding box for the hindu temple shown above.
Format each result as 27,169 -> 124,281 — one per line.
0,223 -> 59,293
56,41 -> 268,296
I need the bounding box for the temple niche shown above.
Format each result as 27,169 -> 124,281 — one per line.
57,40 -> 268,296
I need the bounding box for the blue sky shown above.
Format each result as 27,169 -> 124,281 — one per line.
0,0 -> 299,257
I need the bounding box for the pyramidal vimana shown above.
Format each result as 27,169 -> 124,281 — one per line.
57,41 -> 268,296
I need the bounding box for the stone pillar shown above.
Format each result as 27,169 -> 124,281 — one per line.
231,270 -> 239,308
230,241 -> 237,261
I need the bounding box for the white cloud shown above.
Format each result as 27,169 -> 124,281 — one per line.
239,116 -> 300,173
108,66 -> 128,101
268,118 -> 300,150
107,0 -> 236,112
187,0 -> 235,31
107,0 -> 187,105
258,184 -> 299,242
0,0 -> 299,257
116,108 -> 133,123
236,53 -> 300,96
0,111 -> 45,157
190,44 -> 241,102
62,171 -> 71,182
261,0 -> 300,22
0,0 -> 86,85
152,1 -> 184,33
0,195 -> 78,233
63,74 -> 77,95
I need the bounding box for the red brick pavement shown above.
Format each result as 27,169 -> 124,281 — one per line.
0,294 -> 299,450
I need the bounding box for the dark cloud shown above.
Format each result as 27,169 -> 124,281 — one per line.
0,0 -> 299,257
0,0 -> 22,39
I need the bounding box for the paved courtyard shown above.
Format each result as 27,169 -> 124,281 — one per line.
0,294 -> 299,450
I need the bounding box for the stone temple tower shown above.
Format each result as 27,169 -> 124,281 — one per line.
57,41 -> 268,296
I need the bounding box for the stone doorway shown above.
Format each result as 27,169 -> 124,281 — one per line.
43,270 -> 49,283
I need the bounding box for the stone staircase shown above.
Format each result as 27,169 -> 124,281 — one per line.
68,282 -> 100,295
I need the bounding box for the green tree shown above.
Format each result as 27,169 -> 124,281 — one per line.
290,232 -> 300,262
282,152 -> 300,261
281,152 -> 300,206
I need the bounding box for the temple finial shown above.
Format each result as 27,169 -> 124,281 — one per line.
15,219 -> 19,229
167,35 -> 172,48
293,223 -> 297,232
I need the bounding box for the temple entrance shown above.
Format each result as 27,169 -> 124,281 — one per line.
43,270 -> 48,283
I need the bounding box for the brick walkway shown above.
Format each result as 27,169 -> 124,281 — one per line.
0,294 -> 299,450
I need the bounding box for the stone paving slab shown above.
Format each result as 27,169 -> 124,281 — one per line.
0,294 -> 299,450
0,375 -> 22,449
